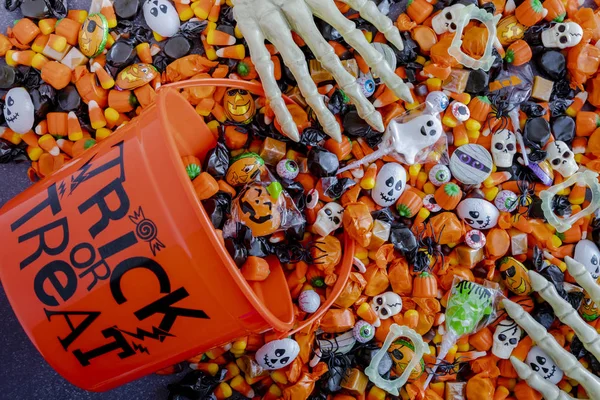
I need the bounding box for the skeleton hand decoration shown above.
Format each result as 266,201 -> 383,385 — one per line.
503,258 -> 600,398
232,0 -> 412,142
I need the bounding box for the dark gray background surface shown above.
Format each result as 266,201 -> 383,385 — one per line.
0,6 -> 182,400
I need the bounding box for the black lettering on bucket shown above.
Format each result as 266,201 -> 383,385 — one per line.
34,260 -> 78,306
18,217 -> 69,270
44,308 -> 101,351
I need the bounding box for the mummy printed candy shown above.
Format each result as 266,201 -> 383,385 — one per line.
574,240 -> 600,280
142,0 -> 179,38
457,198 -> 499,229
526,346 -> 564,385
371,162 -> 407,207
450,144 -> 493,185
255,338 -> 300,370
3,87 -> 35,134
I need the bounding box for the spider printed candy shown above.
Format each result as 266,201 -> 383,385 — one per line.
3,0 -> 600,399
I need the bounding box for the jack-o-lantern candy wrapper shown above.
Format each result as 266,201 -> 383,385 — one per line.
228,181 -> 304,238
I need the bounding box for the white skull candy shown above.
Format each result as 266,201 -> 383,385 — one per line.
491,129 -> 516,168
255,338 -> 300,370
574,240 -> 600,280
371,291 -> 403,320
143,0 -> 180,38
384,113 -> 444,165
3,87 -> 35,134
545,141 -> 578,177
313,202 -> 344,237
541,22 -> 584,49
371,162 -> 407,207
492,319 -> 521,359
457,198 -> 499,230
432,4 -> 466,35
526,346 -> 564,385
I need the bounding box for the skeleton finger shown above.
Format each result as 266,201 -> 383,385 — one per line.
234,8 -> 300,142
528,271 -> 600,360
565,256 -> 600,305
256,5 -> 341,141
510,357 -> 576,400
503,299 -> 600,395
279,0 -> 383,134
338,0 -> 404,51
305,0 -> 413,104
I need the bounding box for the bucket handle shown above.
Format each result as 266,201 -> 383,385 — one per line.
159,78 -> 295,104
160,78 -> 355,337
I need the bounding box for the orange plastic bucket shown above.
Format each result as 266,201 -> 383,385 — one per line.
0,79 -> 354,391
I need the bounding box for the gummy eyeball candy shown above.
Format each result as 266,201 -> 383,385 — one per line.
298,290 -> 320,313
428,164 -> 451,186
353,320 -> 375,343
423,194 -> 442,212
465,230 -> 486,249
142,0 -> 179,38
276,159 -> 299,180
3,87 -> 34,134
356,72 -> 376,97
305,189 -> 319,209
255,339 -> 300,370
495,190 -> 518,212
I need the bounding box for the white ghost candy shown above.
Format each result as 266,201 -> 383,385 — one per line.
313,202 -> 343,237
492,319 -> 521,359
255,338 -> 300,370
526,346 -> 564,385
574,239 -> 600,280
491,129 -> 516,168
371,162 -> 407,207
143,0 -> 179,38
457,198 -> 499,230
371,291 -> 402,320
298,290 -> 320,313
384,113 -> 444,165
3,87 -> 35,134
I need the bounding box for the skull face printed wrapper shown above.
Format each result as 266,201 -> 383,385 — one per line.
232,183 -> 281,237
79,13 -> 109,58
224,89 -> 256,124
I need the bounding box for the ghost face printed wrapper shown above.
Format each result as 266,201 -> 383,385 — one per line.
142,0 -> 180,38
371,163 -> 407,207
3,87 -> 35,134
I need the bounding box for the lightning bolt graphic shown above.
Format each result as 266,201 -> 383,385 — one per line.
58,181 -> 67,198
116,326 -> 175,343
131,342 -> 149,354
70,161 -> 94,194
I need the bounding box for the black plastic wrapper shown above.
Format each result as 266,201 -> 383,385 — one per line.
19,67 -> 43,90
271,241 -> 311,264
395,32 -> 419,65
167,369 -> 227,400
248,236 -> 271,258
321,176 -> 355,200
520,102 -> 546,118
0,99 -> 4,126
372,208 -> 395,224
592,217 -> 600,249
387,0 -> 408,20
327,89 -> 351,116
179,19 -> 208,41
343,110 -> 383,148
202,191 -> 232,230
549,98 -> 572,118
280,179 -> 306,211
404,62 -> 424,84
316,18 -> 343,42
5,0 -> 21,11
390,223 -> 418,256
31,83 -> 56,122
115,19 -> 154,46
0,139 -> 27,163
301,128 -> 328,147
153,53 -> 172,73
523,24 -> 548,48
551,79 -> 575,102
43,0 -> 67,18
308,148 -> 339,178
285,222 -> 306,242
567,290 -> 584,311
203,141 -> 230,179
225,238 -> 248,268
571,335 -> 600,376
57,85 -> 82,112
532,302 -> 556,330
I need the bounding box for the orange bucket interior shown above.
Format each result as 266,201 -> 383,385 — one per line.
157,84 -> 295,333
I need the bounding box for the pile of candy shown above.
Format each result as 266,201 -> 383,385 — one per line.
3,0 -> 600,399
